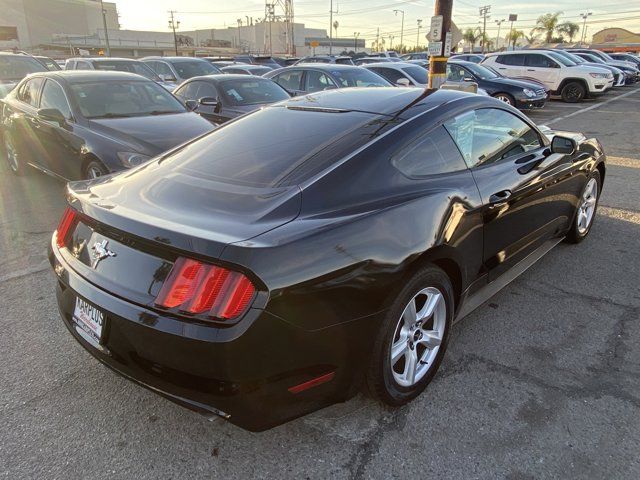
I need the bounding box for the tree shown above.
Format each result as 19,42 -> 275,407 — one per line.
525,32 -> 539,46
507,29 -> 525,49
462,27 -> 482,52
557,21 -> 580,43
534,12 -> 563,44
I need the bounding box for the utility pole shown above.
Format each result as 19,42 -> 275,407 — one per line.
375,27 -> 380,52
237,19 -> 243,51
354,32 -> 360,53
416,19 -> 422,52
428,0 -> 452,89
580,12 -> 592,46
394,9 -> 405,53
329,0 -> 338,55
495,18 -> 504,52
479,5 -> 491,53
99,0 -> 111,56
168,11 -> 179,55
265,3 -> 275,55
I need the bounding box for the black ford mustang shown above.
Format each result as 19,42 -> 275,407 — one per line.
49,88 -> 605,431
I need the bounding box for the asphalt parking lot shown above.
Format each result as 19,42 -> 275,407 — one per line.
1,87 -> 639,480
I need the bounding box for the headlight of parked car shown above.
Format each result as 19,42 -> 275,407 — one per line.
117,152 -> 151,168
589,72 -> 608,79
523,88 -> 536,98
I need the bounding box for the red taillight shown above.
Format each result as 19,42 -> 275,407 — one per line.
56,207 -> 79,248
155,257 -> 256,321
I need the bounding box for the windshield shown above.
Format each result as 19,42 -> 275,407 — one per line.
465,63 -> 499,79
253,57 -> 280,67
547,52 -> 576,66
584,54 -> 604,64
562,52 -> 585,64
600,52 -> 615,61
219,78 -> 290,106
247,66 -> 272,75
402,66 -> 428,84
0,55 -> 47,81
70,80 -> 186,119
331,68 -> 391,87
93,60 -> 162,81
172,60 -> 219,79
38,57 -> 61,71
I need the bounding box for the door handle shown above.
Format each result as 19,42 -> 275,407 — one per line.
526,69 -> 536,72
498,67 -> 506,70
489,190 -> 512,206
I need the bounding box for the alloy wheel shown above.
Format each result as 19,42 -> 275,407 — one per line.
87,165 -> 103,179
390,287 -> 446,387
577,178 -> 598,234
494,94 -> 513,105
565,84 -> 584,102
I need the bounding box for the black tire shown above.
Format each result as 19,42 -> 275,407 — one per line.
492,92 -> 516,106
2,130 -> 29,176
366,264 -> 454,406
561,81 -> 586,103
82,159 -> 109,180
566,170 -> 601,244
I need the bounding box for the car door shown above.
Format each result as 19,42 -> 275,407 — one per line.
8,77 -> 45,165
444,107 -> 581,281
271,69 -> 305,95
493,54 -> 526,78
524,54 -> 561,91
34,78 -> 83,179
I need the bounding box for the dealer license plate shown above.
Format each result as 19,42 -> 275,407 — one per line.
73,297 -> 105,347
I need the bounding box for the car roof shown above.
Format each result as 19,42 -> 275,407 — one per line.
186,74 -> 270,83
68,57 -> 142,62
364,62 -> 417,68
141,56 -> 208,62
284,63 -> 366,70
27,70 -> 149,83
274,87 -> 472,117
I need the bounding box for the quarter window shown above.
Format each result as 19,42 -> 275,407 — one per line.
392,126 -> 468,177
273,70 -> 303,91
444,108 -> 543,168
305,70 -> 335,92
496,54 -> 525,66
18,77 -> 44,107
40,80 -> 72,119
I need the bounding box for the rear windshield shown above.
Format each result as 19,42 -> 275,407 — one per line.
331,68 -> 391,87
93,60 -> 161,81
402,66 -> 428,84
172,60 -> 219,78
0,55 -> 47,81
219,78 -> 289,105
158,106 -> 376,187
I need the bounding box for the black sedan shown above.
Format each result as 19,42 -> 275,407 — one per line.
1,71 -> 214,180
220,64 -> 273,76
50,88 -> 605,431
173,74 -> 290,124
264,64 -> 390,95
447,60 -> 548,109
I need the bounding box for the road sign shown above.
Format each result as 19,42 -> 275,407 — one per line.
428,41 -> 443,56
430,15 -> 443,41
310,40 -> 320,47
508,14 -> 518,22
443,32 -> 452,57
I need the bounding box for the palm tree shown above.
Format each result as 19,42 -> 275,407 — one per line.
525,32 -> 539,46
534,12 -> 563,44
506,29 -> 525,49
557,22 -> 580,43
462,27 -> 482,52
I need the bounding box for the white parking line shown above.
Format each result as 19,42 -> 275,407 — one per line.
545,87 -> 640,126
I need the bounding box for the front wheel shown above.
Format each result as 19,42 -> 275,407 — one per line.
366,265 -> 454,406
82,159 -> 109,180
493,93 -> 515,106
561,81 -> 586,103
3,130 -> 29,176
566,170 -> 601,243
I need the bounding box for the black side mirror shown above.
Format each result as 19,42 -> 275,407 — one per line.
199,97 -> 219,107
37,108 -> 66,125
551,135 -> 577,155
185,100 -> 198,111
463,75 -> 475,82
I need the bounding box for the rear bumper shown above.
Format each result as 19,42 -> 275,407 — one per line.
49,241 -> 378,431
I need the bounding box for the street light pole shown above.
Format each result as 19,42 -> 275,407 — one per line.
99,0 -> 111,56
416,19 -> 422,51
580,12 -> 592,46
394,9 -> 405,53
495,19 -> 504,52
353,32 -> 360,53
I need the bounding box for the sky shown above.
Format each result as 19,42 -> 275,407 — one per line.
114,0 -> 640,46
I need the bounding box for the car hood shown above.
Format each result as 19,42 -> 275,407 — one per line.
88,112 -> 214,155
488,76 -> 545,90
223,104 -> 271,116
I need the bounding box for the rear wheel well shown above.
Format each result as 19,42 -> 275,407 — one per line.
431,258 -> 462,311
596,161 -> 606,186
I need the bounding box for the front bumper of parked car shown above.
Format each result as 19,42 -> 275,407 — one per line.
514,94 -> 547,110
49,240 -> 376,431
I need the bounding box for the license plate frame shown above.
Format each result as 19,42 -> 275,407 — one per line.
72,296 -> 105,348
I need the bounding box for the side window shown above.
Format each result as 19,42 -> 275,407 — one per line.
194,82 -> 217,99
174,81 -> 197,100
369,67 -> 404,84
444,108 -> 543,168
75,61 -> 91,70
18,77 -> 44,107
496,54 -> 524,66
446,64 -> 468,82
40,80 -> 72,119
525,54 -> 555,68
391,126 -> 468,177
305,70 -> 335,92
273,70 -> 303,91
154,62 -> 175,78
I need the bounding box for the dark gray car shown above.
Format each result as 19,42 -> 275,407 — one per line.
173,74 -> 290,124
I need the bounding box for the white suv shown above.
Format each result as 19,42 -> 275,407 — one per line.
482,50 -> 613,102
